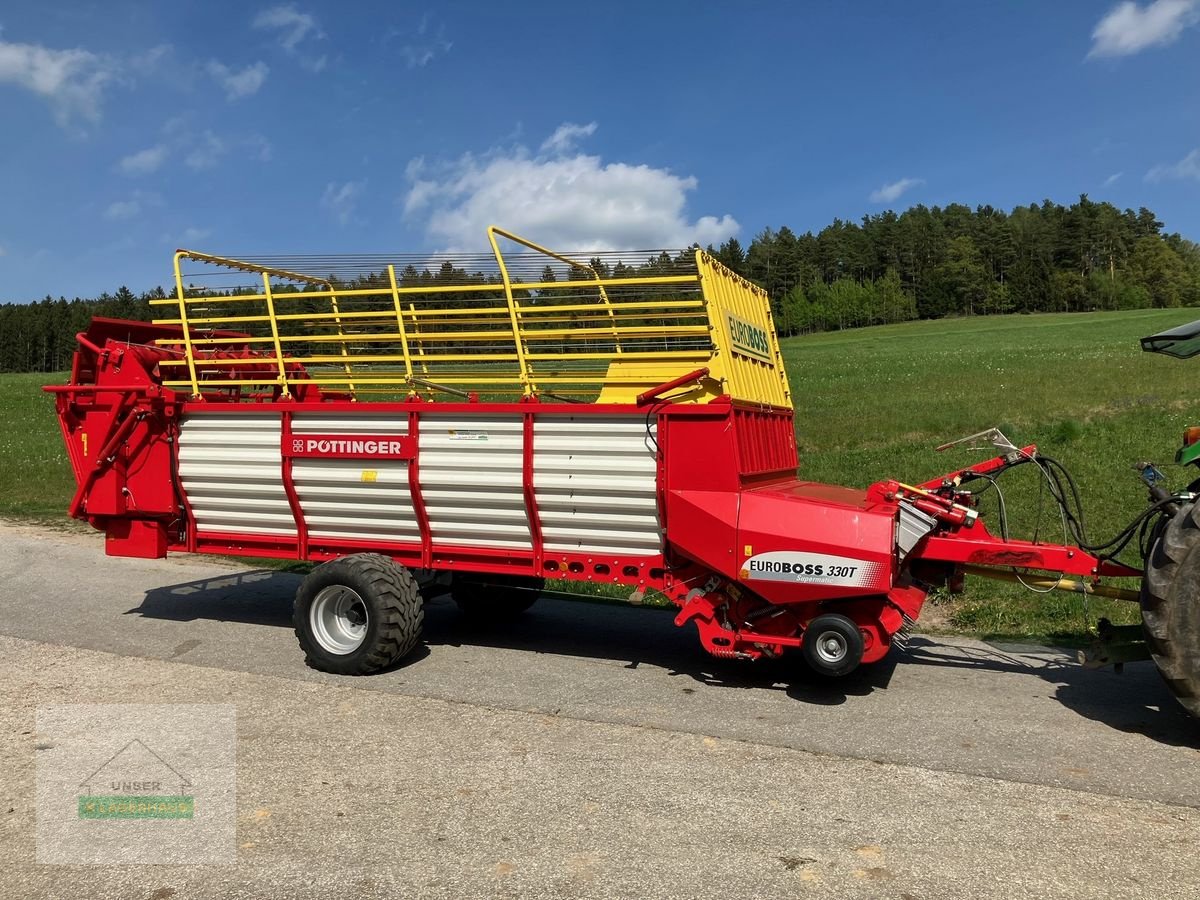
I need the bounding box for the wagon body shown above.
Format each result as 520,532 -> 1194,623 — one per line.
49,227 -> 1137,674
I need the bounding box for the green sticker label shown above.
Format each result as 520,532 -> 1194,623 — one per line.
78,795 -> 194,819
725,313 -> 772,362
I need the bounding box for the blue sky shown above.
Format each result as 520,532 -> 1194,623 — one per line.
1,0 -> 1199,301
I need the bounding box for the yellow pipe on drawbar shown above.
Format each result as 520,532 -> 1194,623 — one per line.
960,564 -> 1141,602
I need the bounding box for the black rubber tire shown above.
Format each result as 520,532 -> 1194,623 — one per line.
294,553 -> 424,675
451,573 -> 543,622
801,613 -> 865,678
1141,503 -> 1200,717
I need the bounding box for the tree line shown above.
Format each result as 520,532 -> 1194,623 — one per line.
706,196 -> 1200,335
3,196 -> 1200,373
0,286 -> 166,374
0,253 -> 699,373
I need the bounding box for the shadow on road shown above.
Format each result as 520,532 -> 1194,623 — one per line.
131,570 -> 1200,746
899,636 -> 1199,747
131,569 -> 299,626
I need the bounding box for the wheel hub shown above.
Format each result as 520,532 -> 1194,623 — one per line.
309,585 -> 369,655
814,631 -> 848,664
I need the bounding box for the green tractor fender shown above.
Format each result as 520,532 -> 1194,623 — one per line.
1142,318 -> 1200,468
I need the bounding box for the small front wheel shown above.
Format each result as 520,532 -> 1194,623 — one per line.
801,613 -> 865,677
294,553 -> 424,675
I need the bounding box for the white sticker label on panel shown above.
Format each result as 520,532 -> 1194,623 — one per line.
741,551 -> 886,588
448,430 -> 489,441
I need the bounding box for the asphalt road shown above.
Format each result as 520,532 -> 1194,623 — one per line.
2,520 -> 1199,898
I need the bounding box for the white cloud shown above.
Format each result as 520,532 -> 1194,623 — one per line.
160,225 -> 213,246
1146,148 -> 1200,182
254,5 -> 322,50
132,44 -> 172,75
391,14 -> 452,68
1089,0 -> 1199,58
206,60 -> 268,100
402,124 -> 739,251
540,122 -> 597,156
400,46 -> 436,68
104,190 -> 163,221
0,37 -> 116,126
105,200 -> 140,221
1102,171 -> 1123,187
119,144 -> 169,175
403,163 -> 438,215
184,130 -> 227,170
869,177 -> 924,204
253,4 -> 326,70
247,134 -> 273,162
144,121 -> 268,172
321,180 -> 365,226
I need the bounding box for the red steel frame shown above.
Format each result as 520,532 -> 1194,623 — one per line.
48,318 -> 1143,667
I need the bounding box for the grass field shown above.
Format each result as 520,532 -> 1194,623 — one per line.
783,308 -> 1200,641
3,307 -> 1198,642
0,372 -> 77,521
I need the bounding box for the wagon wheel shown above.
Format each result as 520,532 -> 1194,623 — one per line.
294,553 -> 424,675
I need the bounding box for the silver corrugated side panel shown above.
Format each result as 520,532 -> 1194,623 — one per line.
533,415 -> 662,556
292,413 -> 416,544
896,501 -> 938,561
177,413 -> 293,536
177,409 -> 664,557
419,413 -> 533,550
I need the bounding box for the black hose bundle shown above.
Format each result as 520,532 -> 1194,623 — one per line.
965,451 -> 1176,569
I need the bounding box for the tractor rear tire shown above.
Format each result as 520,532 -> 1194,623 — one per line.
451,573 -> 543,622
294,553 -> 424,675
1140,502 -> 1200,717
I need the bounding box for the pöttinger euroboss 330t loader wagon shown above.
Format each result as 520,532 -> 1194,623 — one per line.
48,227 -> 1200,715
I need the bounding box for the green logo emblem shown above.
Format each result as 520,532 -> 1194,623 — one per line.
77,739 -> 194,820
725,313 -> 772,362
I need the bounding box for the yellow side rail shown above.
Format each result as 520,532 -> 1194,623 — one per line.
153,227 -> 791,408
487,226 -> 625,387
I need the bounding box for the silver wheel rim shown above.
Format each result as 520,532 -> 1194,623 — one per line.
813,630 -> 848,665
310,586 -> 369,655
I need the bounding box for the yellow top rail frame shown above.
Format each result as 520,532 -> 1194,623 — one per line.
150,226 -> 791,409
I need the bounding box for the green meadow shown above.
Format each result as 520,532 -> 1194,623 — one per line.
784,309 -> 1200,640
0,372 -> 75,520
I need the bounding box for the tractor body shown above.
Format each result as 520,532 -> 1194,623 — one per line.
1132,318 -> 1200,716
